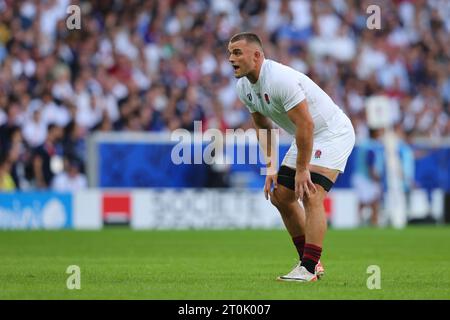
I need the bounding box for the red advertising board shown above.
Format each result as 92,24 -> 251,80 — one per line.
102,193 -> 131,224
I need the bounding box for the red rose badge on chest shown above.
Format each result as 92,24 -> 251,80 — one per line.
314,149 -> 322,159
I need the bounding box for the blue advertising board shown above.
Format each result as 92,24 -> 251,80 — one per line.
0,192 -> 73,229
96,141 -> 450,191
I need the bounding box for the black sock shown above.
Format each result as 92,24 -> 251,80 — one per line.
301,243 -> 322,274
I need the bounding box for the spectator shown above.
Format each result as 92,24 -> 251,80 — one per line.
352,128 -> 385,226
22,106 -> 47,148
6,125 -> 28,190
63,120 -> 86,164
0,153 -> 15,191
31,123 -> 63,189
0,102 -> 23,151
395,126 -> 416,209
52,156 -> 87,192
0,0 -> 447,190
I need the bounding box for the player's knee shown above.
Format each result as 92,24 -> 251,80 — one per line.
303,189 -> 325,210
269,191 -> 282,208
270,188 -> 294,209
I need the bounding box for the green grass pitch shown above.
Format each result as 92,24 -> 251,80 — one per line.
0,226 -> 449,299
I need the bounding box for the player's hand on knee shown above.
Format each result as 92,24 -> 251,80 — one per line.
264,174 -> 278,200
295,169 -> 317,201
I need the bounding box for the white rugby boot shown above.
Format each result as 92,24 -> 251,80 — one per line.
277,263 -> 318,282
315,260 -> 325,279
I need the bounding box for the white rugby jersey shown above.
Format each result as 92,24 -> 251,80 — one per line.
236,59 -> 347,136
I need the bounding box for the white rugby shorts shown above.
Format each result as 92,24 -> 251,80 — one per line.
281,113 -> 355,172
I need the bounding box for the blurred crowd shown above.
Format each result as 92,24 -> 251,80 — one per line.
0,0 -> 449,191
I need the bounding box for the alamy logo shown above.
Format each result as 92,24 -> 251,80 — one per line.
366,5 -> 381,30
66,265 -> 81,290
366,265 -> 381,290
66,5 -> 81,30
170,121 -> 279,176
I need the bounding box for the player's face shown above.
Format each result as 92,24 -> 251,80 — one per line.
228,40 -> 257,79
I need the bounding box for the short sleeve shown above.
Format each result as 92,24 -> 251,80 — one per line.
236,81 -> 256,113
273,76 -> 306,112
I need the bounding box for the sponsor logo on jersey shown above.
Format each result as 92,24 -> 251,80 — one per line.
247,93 -> 252,101
264,93 -> 270,104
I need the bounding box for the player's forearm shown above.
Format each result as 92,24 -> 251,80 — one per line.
252,113 -> 277,168
255,123 -> 277,173
295,123 -> 314,171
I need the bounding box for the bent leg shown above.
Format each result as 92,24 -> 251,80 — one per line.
303,184 -> 328,247
303,164 -> 339,247
270,185 -> 305,238
300,165 -> 339,273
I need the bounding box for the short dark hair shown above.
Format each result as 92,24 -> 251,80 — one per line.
229,32 -> 263,48
47,123 -> 60,133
